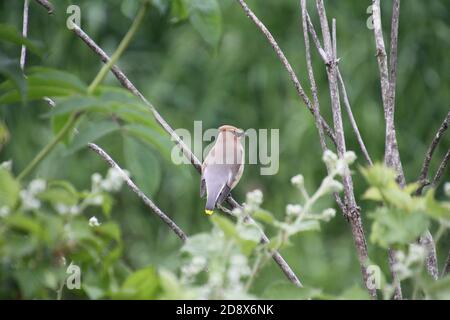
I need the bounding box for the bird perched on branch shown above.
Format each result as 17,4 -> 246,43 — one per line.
201,125 -> 246,215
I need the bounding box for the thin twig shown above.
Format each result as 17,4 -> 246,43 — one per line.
87,143 -> 187,241
442,250 -> 450,277
20,0 -> 30,72
236,0 -> 336,145
432,149 -> 450,187
388,0 -> 400,120
337,70 -> 373,166
300,0 -> 326,151
33,0 -> 53,14
416,111 -> 450,193
70,23 -> 302,287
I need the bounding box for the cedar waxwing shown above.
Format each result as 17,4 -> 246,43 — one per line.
200,125 -> 245,215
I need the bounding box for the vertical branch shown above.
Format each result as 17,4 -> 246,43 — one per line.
314,0 -> 376,299
371,0 -> 404,300
371,0 -> 404,185
300,0 -> 326,151
20,0 -> 30,71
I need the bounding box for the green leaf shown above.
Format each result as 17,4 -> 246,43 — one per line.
0,167 -> 20,208
96,222 -> 122,243
0,23 -> 41,54
424,275 -> 450,299
361,163 -> 397,189
5,213 -> 49,242
424,189 -> 450,220
123,124 -> 173,161
369,207 -> 429,248
362,187 -> 383,202
123,135 -> 161,196
252,209 -> 276,225
114,266 -> 160,299
189,0 -> 222,48
64,120 -> 120,155
211,215 -> 238,238
170,0 -> 190,23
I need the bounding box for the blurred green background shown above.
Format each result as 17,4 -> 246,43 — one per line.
0,0 -> 449,298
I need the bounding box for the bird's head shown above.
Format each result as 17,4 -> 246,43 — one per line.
218,125 -> 246,138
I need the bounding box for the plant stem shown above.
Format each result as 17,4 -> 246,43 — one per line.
17,113 -> 79,181
87,0 -> 149,94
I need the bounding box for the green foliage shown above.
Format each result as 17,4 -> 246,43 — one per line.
362,164 -> 450,249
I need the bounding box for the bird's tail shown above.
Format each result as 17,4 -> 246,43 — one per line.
205,194 -> 216,215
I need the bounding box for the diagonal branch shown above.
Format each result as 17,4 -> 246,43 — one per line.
432,149 -> 450,187
337,70 -> 373,166
443,250 -> 450,277
236,0 -> 336,145
87,143 -> 188,241
33,0 -> 53,14
416,111 -> 450,193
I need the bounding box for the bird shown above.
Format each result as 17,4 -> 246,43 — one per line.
200,125 -> 245,215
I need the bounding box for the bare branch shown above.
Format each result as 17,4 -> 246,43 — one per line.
432,149 -> 450,187
371,0 -> 405,186
443,250 -> 450,277
300,0 -> 326,151
419,230 -> 438,280
416,111 -> 450,192
33,0 -> 53,14
304,11 -> 373,166
236,0 -> 336,145
337,70 -> 373,166
388,0 -> 400,115
314,0 -> 376,298
69,23 -> 302,287
20,0 -> 30,71
88,143 -> 188,242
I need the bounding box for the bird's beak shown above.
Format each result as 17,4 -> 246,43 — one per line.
236,129 -> 247,138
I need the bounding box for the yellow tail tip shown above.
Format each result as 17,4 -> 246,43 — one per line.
205,209 -> 214,215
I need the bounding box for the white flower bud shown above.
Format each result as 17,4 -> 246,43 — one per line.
88,216 -> 101,227
321,208 -> 336,221
0,160 -> 12,171
0,206 -> 10,218
246,189 -> 263,206
286,204 -> 302,216
322,177 -> 343,194
444,182 -> 450,197
290,174 -> 304,188
344,151 -> 357,164
29,179 -> 46,195
322,150 -> 338,167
